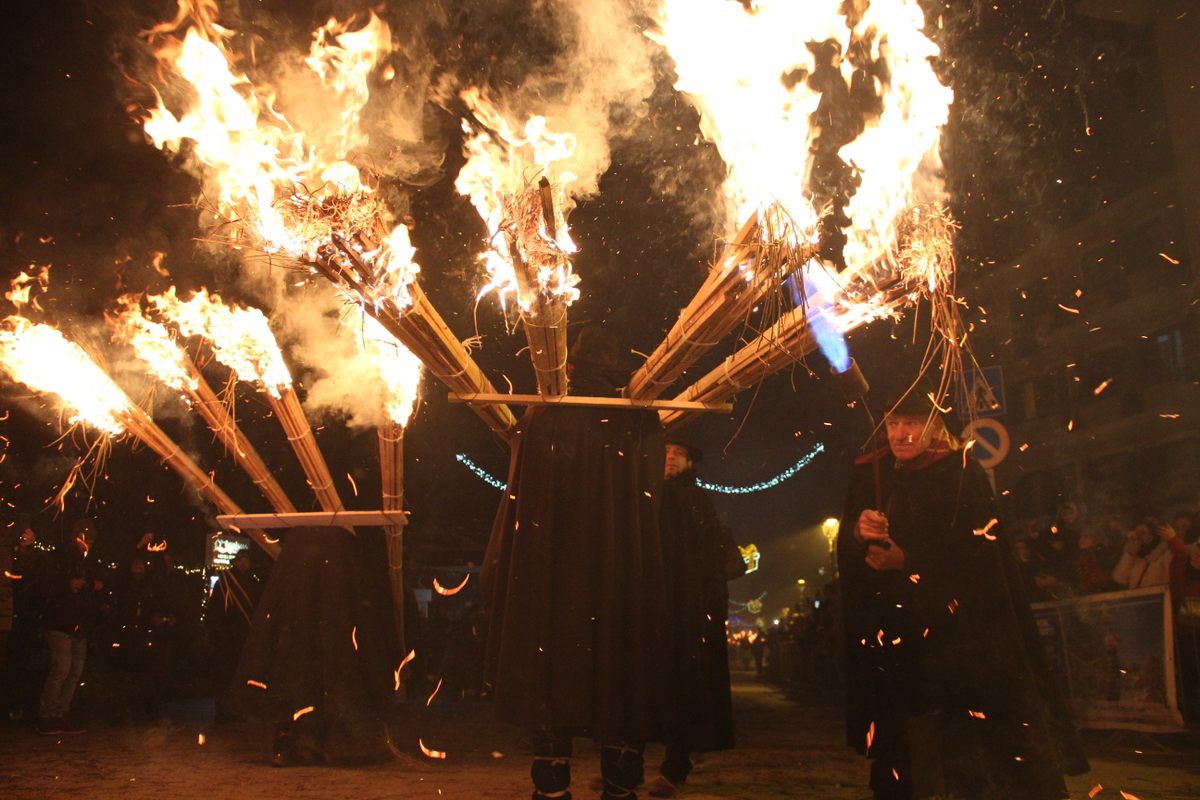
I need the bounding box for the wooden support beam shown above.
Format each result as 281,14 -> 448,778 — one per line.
216,510 -> 409,530
449,392 -> 733,413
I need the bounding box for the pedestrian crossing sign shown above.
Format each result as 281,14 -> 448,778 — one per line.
959,366 -> 1005,420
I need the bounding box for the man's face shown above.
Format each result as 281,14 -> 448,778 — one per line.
664,444 -> 693,479
885,413 -> 934,462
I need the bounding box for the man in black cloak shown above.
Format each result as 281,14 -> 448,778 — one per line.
233,526 -> 396,766
483,327 -> 670,800
837,390 -> 1089,799
647,435 -> 743,797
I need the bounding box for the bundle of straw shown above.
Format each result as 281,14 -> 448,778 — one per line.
661,204 -> 961,429
503,178 -> 570,397
181,357 -> 297,514
379,420 -> 407,651
268,386 -> 344,513
627,209 -> 818,401
114,403 -> 279,555
312,235 -> 517,439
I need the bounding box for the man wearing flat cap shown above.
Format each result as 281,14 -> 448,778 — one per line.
837,385 -> 1089,800
648,435 -> 745,798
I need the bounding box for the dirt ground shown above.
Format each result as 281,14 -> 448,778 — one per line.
2,673 -> 1198,799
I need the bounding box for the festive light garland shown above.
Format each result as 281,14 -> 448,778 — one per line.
455,453 -> 508,490
456,443 -> 825,495
696,444 -> 824,494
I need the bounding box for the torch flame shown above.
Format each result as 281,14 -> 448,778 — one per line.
356,313 -> 422,427
110,296 -> 198,394
147,288 -> 292,397
455,88 -> 581,312
139,3 -> 417,307
0,317 -> 131,435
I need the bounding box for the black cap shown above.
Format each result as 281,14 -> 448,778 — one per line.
879,376 -> 945,418
665,434 -> 703,464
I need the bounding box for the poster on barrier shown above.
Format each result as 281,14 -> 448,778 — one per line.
1031,585 -> 1185,732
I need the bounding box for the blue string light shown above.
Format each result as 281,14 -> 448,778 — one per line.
455,443 -> 825,495
696,443 -> 825,494
455,453 -> 508,490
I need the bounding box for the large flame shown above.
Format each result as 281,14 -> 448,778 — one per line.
652,0 -> 953,297
147,288 -> 292,397
0,318 -> 132,435
109,297 -> 198,394
454,88 -> 580,312
356,313 -> 422,426
140,3 -> 417,307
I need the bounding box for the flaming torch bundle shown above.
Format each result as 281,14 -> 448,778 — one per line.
456,91 -> 580,398
109,299 -> 297,515
0,317 -> 279,556
662,205 -> 960,429
627,206 -> 821,401
148,289 -> 344,513
139,5 -> 516,438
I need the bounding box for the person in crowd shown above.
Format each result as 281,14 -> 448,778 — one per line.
838,388 -> 1088,800
1112,517 -> 1176,589
36,518 -> 105,734
1165,512 -> 1200,605
483,326 -> 669,800
4,528 -> 44,719
648,435 -> 744,798
1075,528 -> 1112,594
1032,503 -> 1082,598
109,556 -> 174,722
207,550 -> 262,722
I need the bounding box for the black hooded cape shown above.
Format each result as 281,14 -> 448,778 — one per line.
659,469 -> 740,753
837,448 -> 1089,797
482,395 -> 670,742
233,526 -> 396,763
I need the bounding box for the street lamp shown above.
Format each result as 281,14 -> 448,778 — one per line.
821,517 -> 840,577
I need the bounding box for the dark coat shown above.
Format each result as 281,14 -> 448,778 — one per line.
38,546 -> 105,636
234,527 -> 395,763
482,395 -> 670,741
659,469 -> 739,752
838,447 -> 1088,796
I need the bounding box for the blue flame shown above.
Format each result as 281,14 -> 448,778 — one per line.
788,274 -> 850,373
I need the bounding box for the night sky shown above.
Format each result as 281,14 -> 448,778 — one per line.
0,1 -> 1171,614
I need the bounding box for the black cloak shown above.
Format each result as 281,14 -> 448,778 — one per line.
482,393 -> 670,742
659,468 -> 741,753
837,447 -> 1089,798
234,526 -> 396,763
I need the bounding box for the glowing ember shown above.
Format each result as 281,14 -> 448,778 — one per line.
292,705 -> 315,721
418,738 -> 447,760
0,318 -> 131,435
351,625 -> 358,651
246,679 -> 267,690
148,288 -> 292,397
972,519 -> 999,541
865,720 -> 875,753
426,677 -> 443,707
393,648 -> 416,691
432,575 -> 470,597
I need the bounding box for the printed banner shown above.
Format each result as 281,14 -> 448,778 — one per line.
1032,585 -> 1184,732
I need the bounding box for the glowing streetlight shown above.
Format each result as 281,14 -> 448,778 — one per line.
821,517 -> 839,548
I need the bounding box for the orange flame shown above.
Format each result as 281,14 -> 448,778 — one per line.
147,288 -> 292,397
0,317 -> 132,435
110,298 -> 197,394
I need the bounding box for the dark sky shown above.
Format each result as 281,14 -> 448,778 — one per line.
0,1 -> 1172,607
